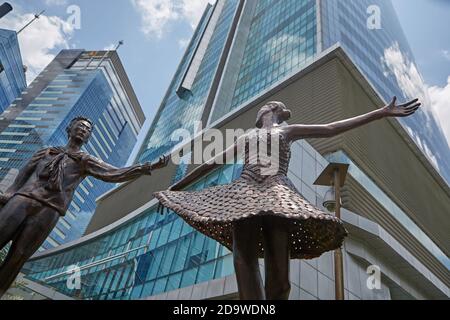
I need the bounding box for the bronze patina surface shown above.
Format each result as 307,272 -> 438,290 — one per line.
155,97 -> 421,300
0,117 -> 169,297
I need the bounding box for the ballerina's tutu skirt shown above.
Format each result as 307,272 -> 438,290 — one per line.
155,131 -> 348,259
154,173 -> 347,260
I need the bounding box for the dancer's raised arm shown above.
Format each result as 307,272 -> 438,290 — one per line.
284,97 -> 420,141
85,155 -> 170,183
169,135 -> 246,191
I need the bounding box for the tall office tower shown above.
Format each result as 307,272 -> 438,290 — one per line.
20,0 -> 449,300
137,0 -> 450,184
0,28 -> 27,113
137,0 -> 243,163
318,0 -> 450,182
0,49 -> 145,249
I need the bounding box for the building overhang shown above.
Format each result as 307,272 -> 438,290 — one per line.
145,208 -> 450,300
204,44 -> 450,256
28,197 -> 449,299
82,45 -> 449,280
341,209 -> 449,299
209,44 -> 450,196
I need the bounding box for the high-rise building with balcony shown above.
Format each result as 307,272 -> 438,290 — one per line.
0,49 -> 145,249
17,0 -> 449,300
0,28 -> 27,113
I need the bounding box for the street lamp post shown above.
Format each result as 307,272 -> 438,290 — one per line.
314,162 -> 349,300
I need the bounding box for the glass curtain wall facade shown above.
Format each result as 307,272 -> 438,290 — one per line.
207,0 -> 449,184
0,29 -> 26,113
137,0 -> 241,164
17,0 -> 450,300
319,0 -> 450,184
22,136 -> 450,299
229,0 -> 317,111
0,50 -> 144,249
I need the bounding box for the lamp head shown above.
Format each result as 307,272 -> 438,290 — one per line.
322,187 -> 342,213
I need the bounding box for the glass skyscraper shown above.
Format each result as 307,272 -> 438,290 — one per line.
318,0 -> 450,184
226,0 -> 317,110
137,0 -> 242,164
17,0 -> 449,300
137,0 -> 450,185
0,49 -> 145,249
0,28 -> 27,113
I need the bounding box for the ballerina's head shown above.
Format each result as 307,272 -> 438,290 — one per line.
255,101 -> 292,128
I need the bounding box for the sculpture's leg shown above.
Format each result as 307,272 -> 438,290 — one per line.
0,197 -> 28,251
232,218 -> 265,300
0,206 -> 59,298
262,217 -> 291,300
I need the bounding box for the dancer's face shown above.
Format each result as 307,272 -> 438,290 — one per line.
69,120 -> 93,145
256,102 -> 292,128
272,104 -> 292,125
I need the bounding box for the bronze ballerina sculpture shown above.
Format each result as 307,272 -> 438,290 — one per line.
155,97 -> 420,300
0,117 -> 169,297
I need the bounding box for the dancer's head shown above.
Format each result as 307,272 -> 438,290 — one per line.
66,116 -> 94,145
255,101 -> 292,128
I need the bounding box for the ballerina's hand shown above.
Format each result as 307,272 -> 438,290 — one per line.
382,97 -> 421,118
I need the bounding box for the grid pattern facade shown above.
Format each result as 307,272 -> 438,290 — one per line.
138,0 -> 240,164
22,139 -> 450,299
18,0 -> 450,300
0,70 -> 109,192
0,50 -> 142,249
327,151 -> 449,269
320,0 -> 450,183
23,165 -> 242,300
0,29 -> 26,113
229,0 -> 316,110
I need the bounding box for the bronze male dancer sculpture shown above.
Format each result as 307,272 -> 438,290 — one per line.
0,117 -> 169,297
155,97 -> 420,300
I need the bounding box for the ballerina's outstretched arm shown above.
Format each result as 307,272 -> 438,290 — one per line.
169,135 -> 247,191
283,97 -> 421,141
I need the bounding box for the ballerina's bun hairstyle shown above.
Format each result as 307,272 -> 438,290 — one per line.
66,116 -> 94,138
255,101 -> 288,128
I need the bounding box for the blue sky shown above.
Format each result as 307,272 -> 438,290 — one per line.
392,0 -> 450,86
1,0 -> 450,147
1,0 -> 210,123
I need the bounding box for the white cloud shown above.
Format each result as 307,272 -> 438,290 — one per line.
0,11 -> 74,84
178,38 -> 190,49
104,43 -> 116,51
382,42 -> 450,172
180,0 -> 215,29
382,42 -> 432,117
131,0 -> 214,38
429,78 -> 450,148
441,49 -> 450,61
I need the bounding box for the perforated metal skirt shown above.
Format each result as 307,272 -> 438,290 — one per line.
155,173 -> 348,260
